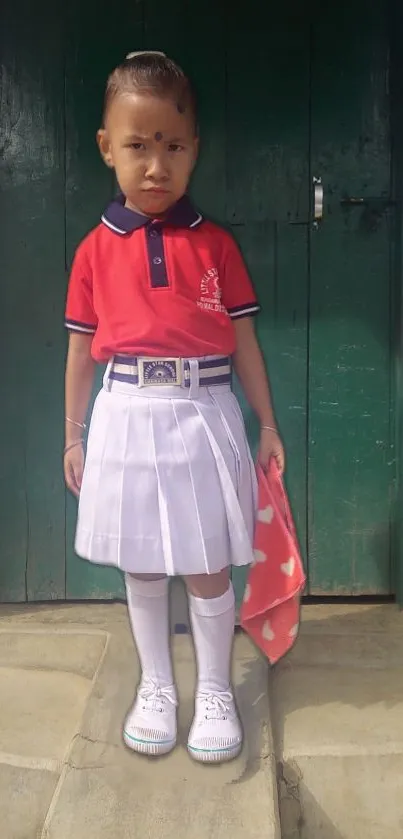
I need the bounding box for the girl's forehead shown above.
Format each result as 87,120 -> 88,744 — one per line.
107,91 -> 193,134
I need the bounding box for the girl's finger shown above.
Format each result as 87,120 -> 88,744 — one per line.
276,449 -> 285,475
65,462 -> 80,497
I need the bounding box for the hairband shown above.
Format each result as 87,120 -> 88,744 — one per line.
126,51 -> 166,60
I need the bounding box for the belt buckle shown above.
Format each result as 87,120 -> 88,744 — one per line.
138,357 -> 182,387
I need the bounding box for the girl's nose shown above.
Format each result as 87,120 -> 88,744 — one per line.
145,153 -> 169,181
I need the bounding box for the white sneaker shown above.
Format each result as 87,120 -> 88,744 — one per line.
187,689 -> 243,763
123,677 -> 178,756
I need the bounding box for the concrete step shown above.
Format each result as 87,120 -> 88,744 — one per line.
0,603 -> 280,839
271,604 -> 403,839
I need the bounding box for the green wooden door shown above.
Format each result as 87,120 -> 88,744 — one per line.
228,0 -> 395,596
225,0 -> 311,604
0,0 -> 67,601
0,0 -> 397,602
308,0 -> 394,593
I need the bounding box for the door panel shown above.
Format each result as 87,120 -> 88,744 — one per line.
225,2 -> 310,225
308,0 -> 394,592
0,0 -> 396,602
0,0 -> 66,601
226,1 -> 310,604
232,223 -> 309,559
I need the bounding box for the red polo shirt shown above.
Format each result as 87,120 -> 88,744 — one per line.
65,195 -> 260,361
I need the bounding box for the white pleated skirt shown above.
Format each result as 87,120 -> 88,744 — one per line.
75,358 -> 257,576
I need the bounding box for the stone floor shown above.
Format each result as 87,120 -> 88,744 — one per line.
271,603 -> 403,839
2,599 -> 403,839
0,602 -> 280,839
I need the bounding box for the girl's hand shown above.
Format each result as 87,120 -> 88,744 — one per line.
258,428 -> 285,475
64,441 -> 84,497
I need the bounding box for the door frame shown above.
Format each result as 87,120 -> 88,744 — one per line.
390,0 -> 403,606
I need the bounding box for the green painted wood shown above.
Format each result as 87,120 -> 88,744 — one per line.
225,0 -> 310,605
225,0 -> 310,226
308,0 -> 394,593
184,0 -> 227,223
232,223 -> 309,556
0,0 -> 66,601
390,0 -> 403,606
0,0 -> 397,603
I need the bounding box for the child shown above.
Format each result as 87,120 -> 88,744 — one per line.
64,51 -> 284,764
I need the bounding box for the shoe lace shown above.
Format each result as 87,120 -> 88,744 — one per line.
198,690 -> 234,721
139,679 -> 178,713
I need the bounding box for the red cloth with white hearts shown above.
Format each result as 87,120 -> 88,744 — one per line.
240,460 -> 306,664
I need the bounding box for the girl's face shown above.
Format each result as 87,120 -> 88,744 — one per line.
97,92 -> 199,216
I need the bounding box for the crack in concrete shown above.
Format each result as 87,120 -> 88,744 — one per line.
71,733 -> 116,748
64,761 -> 107,771
277,760 -> 305,839
62,733 -> 122,771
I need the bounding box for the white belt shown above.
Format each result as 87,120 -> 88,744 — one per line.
107,355 -> 232,388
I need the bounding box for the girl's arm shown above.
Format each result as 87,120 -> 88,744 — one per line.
65,333 -> 95,445
64,333 -> 95,496
233,317 -> 285,473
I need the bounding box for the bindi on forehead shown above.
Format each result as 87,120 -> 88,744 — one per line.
154,131 -> 163,142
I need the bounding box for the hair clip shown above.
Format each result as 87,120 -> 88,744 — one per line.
125,50 -> 166,60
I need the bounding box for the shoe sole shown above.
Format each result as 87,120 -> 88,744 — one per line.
187,741 -> 243,763
123,730 -> 177,756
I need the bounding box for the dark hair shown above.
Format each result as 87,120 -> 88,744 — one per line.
103,51 -> 198,132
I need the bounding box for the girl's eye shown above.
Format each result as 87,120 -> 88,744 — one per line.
131,143 -> 144,150
169,144 -> 183,153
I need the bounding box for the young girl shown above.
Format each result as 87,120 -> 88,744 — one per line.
64,51 -> 284,764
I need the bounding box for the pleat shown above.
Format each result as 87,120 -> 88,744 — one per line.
167,399 -> 231,574
150,399 -> 210,574
117,393 -> 162,571
74,384 -> 256,575
192,398 -> 255,569
209,390 -> 258,542
76,389 -> 133,564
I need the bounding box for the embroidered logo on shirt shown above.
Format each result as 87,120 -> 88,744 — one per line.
197,268 -> 226,313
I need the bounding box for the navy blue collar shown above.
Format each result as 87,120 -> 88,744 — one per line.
101,194 -> 203,235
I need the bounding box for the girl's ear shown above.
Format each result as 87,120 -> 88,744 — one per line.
97,129 -> 114,169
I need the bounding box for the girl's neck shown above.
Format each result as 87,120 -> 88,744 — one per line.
124,198 -> 167,220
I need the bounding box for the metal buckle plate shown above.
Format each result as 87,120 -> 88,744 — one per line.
137,357 -> 182,387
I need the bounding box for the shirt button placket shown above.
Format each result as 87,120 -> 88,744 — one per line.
147,222 -> 169,288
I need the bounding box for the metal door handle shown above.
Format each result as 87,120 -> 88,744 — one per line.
313,177 -> 323,228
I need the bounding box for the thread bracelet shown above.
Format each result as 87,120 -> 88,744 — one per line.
64,440 -> 83,456
66,417 -> 87,430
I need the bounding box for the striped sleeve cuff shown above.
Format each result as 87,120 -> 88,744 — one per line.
65,318 -> 97,334
227,303 -> 261,320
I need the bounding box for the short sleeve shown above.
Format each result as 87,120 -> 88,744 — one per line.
220,232 -> 261,320
64,243 -> 97,335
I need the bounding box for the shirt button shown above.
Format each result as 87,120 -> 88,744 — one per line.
153,257 -> 163,265
149,229 -> 159,238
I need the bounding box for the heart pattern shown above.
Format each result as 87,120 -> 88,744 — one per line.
257,505 -> 274,524
240,462 -> 305,665
253,549 -> 267,565
262,620 -> 275,642
280,557 -> 295,577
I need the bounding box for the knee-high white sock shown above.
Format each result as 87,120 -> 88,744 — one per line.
188,583 -> 235,694
125,575 -> 174,688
